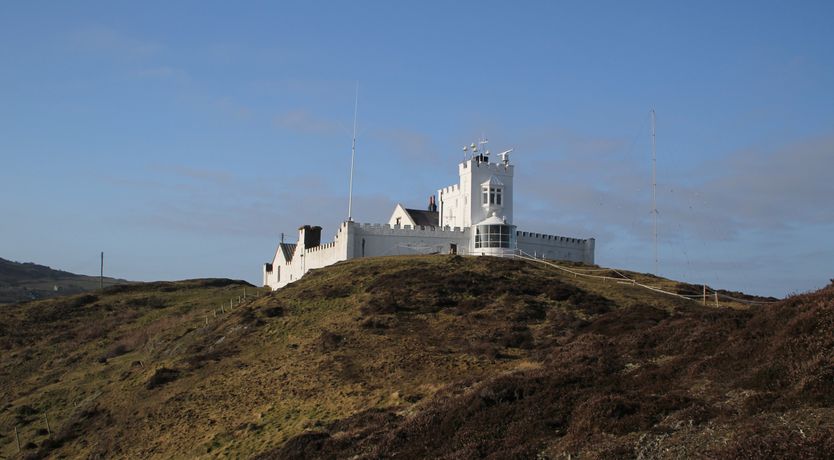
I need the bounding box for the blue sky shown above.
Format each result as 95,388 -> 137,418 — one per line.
1,1 -> 832,297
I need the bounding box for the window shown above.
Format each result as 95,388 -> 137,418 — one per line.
474,223 -> 516,249
482,186 -> 503,206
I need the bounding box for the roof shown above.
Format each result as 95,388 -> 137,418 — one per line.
476,214 -> 509,226
483,175 -> 504,186
404,209 -> 439,227
279,243 -> 297,262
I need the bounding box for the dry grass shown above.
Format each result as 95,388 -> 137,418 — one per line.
1,256 -> 831,459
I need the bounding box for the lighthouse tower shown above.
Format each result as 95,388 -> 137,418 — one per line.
437,142 -> 516,255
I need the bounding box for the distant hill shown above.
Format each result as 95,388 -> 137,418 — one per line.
0,257 -> 127,305
1,255 -> 831,459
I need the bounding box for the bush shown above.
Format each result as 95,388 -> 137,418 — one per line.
146,367 -> 180,389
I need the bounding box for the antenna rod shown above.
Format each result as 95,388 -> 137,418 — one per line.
651,108 -> 658,276
347,81 -> 359,221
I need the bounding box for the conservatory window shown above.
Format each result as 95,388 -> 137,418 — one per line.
474,223 -> 516,249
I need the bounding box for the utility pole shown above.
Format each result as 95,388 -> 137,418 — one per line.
100,251 -> 104,289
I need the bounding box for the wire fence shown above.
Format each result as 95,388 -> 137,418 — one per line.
510,250 -> 781,306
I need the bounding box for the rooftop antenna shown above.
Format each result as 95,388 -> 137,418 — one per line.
347,81 -> 359,221
479,135 -> 489,159
651,108 -> 658,276
498,148 -> 513,165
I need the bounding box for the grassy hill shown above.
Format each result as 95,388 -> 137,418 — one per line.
0,255 -> 831,459
0,257 -> 127,305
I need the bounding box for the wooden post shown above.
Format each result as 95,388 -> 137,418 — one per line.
100,251 -> 104,289
45,413 -> 51,436
703,284 -> 707,306
714,292 -> 719,307
205,315 -> 208,326
15,425 -> 21,452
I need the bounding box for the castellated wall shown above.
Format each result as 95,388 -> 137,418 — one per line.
264,220 -> 596,290
516,231 -> 595,264
350,222 -> 471,258
265,222 -> 352,289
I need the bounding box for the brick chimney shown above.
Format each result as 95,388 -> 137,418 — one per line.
297,225 -> 323,249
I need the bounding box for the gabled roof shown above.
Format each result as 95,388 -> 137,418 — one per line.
279,243 -> 297,262
482,175 -> 504,186
404,209 -> 439,227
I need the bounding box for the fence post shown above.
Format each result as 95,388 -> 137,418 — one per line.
703,284 -> 707,306
714,292 -> 719,307
15,425 -> 21,453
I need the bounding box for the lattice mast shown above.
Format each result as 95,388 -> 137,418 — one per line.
651,108 -> 658,275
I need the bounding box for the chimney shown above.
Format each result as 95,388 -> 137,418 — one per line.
428,195 -> 437,212
297,225 -> 323,249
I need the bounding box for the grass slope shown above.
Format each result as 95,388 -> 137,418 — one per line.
0,255 -> 831,459
0,257 -> 126,305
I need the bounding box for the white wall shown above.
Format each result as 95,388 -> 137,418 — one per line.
517,231 -> 595,264
263,153 -> 597,290
438,158 -> 515,229
387,204 -> 415,227
352,222 -> 470,257
464,159 -> 514,226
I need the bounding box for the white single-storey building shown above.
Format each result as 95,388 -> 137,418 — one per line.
263,143 -> 594,289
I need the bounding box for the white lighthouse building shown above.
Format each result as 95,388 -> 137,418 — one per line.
263,142 -> 594,290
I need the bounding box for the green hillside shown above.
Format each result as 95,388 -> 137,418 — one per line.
1,255 -> 831,459
0,258 -> 126,305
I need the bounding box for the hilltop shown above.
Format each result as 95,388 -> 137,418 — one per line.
1,255 -> 832,459
0,257 -> 127,305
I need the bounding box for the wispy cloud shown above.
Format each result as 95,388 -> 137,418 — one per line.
273,109 -> 344,135
516,124 -> 834,243
70,25 -> 161,58
133,66 -> 189,81
373,127 -> 437,162
215,97 -> 252,119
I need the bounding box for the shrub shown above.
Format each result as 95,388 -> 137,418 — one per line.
146,367 -> 180,389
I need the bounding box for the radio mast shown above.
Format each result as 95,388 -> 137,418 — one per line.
347,82 -> 359,221
651,108 -> 658,276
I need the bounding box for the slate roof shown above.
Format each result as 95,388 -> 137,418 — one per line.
404,209 -> 439,227
279,243 -> 297,262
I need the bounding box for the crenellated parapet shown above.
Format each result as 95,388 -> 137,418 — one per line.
516,231 -> 587,245
439,184 -> 460,195
349,221 -> 467,237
